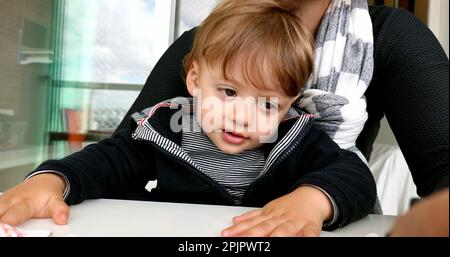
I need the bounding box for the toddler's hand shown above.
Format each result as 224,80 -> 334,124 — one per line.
221,186 -> 332,237
0,173 -> 70,226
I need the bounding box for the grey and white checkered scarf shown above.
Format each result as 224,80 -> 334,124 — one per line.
298,0 -> 374,161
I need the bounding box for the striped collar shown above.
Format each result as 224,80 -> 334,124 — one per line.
131,97 -> 314,175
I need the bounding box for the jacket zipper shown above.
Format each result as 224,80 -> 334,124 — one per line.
148,141 -> 236,205
134,105 -> 313,206
242,121 -> 313,203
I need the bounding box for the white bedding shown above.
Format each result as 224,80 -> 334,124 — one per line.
369,143 -> 419,215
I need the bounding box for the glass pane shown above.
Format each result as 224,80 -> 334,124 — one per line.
62,0 -> 172,84
49,0 -> 173,157
0,0 -> 174,190
177,0 -> 220,36
88,90 -> 139,133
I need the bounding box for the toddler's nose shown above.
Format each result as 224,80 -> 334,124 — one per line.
228,100 -> 256,131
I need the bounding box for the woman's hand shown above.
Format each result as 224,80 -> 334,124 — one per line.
389,188 -> 449,237
221,186 -> 333,237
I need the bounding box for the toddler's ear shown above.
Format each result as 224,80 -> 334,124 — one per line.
186,61 -> 200,97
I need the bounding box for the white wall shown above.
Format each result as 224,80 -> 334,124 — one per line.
427,0 -> 449,57
375,118 -> 398,146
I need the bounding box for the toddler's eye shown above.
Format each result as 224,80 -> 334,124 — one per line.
223,88 -> 237,97
263,102 -> 278,111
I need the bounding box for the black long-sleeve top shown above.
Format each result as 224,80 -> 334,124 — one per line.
117,6 -> 449,197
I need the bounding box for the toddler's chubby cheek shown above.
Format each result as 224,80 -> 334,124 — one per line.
198,107 -> 224,133
259,122 -> 281,144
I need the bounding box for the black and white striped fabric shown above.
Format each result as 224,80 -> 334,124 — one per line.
298,0 -> 374,161
181,113 -> 265,204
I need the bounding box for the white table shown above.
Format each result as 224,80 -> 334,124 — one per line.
17,198 -> 397,237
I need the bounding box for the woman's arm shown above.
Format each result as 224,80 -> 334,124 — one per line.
361,7 -> 449,197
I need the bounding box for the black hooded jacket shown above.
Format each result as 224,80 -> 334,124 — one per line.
30,98 -> 376,230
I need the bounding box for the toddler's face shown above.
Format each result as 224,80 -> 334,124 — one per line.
186,60 -> 298,154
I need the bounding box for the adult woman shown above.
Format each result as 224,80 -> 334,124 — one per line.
118,0 -> 449,200
114,1 -> 448,236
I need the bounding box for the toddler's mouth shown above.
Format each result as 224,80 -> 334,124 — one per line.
221,129 -> 248,145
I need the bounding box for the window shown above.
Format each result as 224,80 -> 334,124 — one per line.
61,0 -> 172,85
0,0 -> 219,191
45,0 -> 175,160
177,0 -> 220,36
